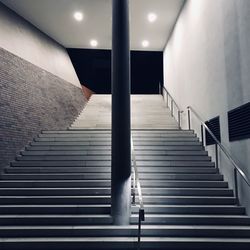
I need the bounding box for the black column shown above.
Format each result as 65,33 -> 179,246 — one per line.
111,0 -> 131,225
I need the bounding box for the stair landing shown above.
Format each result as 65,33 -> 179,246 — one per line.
71,95 -> 178,129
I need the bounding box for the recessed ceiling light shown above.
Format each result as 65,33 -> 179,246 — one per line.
90,39 -> 98,47
142,40 -> 149,48
74,11 -> 83,22
148,13 -> 157,23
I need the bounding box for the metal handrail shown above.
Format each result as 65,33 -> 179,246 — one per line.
161,85 -> 182,111
131,136 -> 145,250
187,106 -> 250,201
160,85 -> 250,204
159,83 -> 183,128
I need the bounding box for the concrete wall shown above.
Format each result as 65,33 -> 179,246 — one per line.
0,2 -> 80,87
164,0 -> 250,212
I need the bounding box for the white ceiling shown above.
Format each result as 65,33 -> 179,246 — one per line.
0,0 -> 185,51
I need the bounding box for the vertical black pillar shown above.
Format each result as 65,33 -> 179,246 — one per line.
111,0 -> 131,225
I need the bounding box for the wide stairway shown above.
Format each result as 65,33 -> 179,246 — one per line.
0,95 -> 250,249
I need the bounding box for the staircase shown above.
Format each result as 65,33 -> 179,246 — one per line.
0,95 -> 250,249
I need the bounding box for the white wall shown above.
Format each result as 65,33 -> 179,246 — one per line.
0,3 -> 81,87
164,0 -> 250,212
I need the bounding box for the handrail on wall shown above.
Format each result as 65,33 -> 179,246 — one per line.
187,106 -> 250,203
160,84 -> 250,205
159,83 -> 183,129
131,136 -> 145,250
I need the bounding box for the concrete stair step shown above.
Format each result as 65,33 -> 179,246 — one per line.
0,215 -> 113,225
1,173 -> 112,180
22,150 -> 112,156
39,133 -> 196,138
0,214 -> 249,226
26,145 -> 204,151
130,214 -> 250,225
34,137 -> 199,142
30,141 -> 202,146
0,205 -> 244,215
21,150 -> 208,156
0,205 -> 110,214
140,180 -> 228,188
133,205 -> 245,215
0,196 -> 111,205
11,160 -> 215,167
137,161 -> 215,167
140,174 -> 223,181
0,180 -> 111,188
1,173 -> 223,180
16,155 -> 112,161
135,150 -> 207,155
0,196 -> 236,205
42,130 -> 112,134
0,225 -> 249,237
0,188 -> 112,196
26,145 -> 111,151
136,145 -> 204,150
42,129 -> 194,134
139,196 -> 236,205
1,236 -> 250,250
140,188 -> 233,196
5,167 -> 218,174
0,180 -> 228,188
16,155 -> 211,161
136,155 -> 211,161
0,188 -> 233,196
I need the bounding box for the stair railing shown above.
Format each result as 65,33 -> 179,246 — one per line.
131,136 -> 145,250
187,106 -> 250,203
159,83 -> 183,129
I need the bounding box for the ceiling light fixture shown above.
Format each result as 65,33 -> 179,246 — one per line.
148,13 -> 157,23
74,11 -> 83,22
90,39 -> 98,47
142,40 -> 149,48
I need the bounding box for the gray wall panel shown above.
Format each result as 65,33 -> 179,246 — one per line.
0,2 -> 80,87
164,0 -> 250,212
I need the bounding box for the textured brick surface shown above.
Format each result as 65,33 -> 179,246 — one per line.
0,47 -> 86,170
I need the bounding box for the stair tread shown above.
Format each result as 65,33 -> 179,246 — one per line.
0,236 -> 250,242
0,236 -> 250,244
0,225 -> 250,229
2,124 -> 249,246
0,215 -> 111,218
0,195 -> 234,198
0,187 -> 231,190
134,214 -> 249,218
0,214 -> 247,218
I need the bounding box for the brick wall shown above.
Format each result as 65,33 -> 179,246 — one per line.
0,47 -> 86,170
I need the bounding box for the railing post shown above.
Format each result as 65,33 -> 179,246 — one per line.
137,209 -> 145,250
159,82 -> 162,95
166,93 -> 169,108
234,168 -> 239,205
201,124 -> 204,146
178,111 -> 181,129
171,99 -> 173,117
215,143 -> 219,169
187,107 -> 191,130
132,167 -> 136,204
